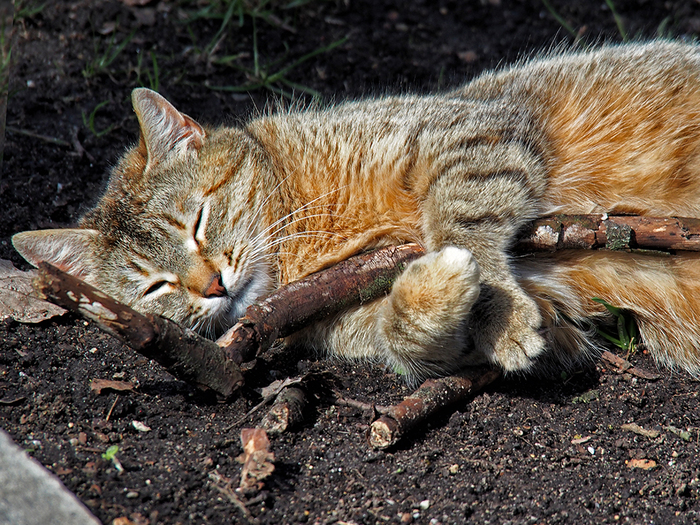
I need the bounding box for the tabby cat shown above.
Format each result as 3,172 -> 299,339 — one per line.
12,41 -> 700,381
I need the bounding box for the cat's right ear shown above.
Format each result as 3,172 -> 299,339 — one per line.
11,229 -> 98,280
131,88 -> 206,167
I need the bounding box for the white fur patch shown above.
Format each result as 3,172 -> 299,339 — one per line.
435,246 -> 480,283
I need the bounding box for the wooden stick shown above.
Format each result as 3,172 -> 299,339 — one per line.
29,215 -> 700,403
514,215 -> 700,253
260,386 -> 308,434
215,243 -> 425,363
368,366 -> 502,450
33,262 -> 244,399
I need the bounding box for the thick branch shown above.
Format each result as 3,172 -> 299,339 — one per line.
33,262 -> 244,399
368,366 -> 501,449
215,243 -> 425,363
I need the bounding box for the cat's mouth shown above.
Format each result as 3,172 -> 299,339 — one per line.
225,275 -> 254,305
193,278 -> 255,338
200,267 -> 273,336
216,274 -> 257,325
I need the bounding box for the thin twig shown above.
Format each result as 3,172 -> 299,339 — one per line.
369,366 -> 501,449
215,243 -> 425,363
7,125 -> 71,147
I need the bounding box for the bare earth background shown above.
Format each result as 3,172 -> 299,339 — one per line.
1,1 -> 700,524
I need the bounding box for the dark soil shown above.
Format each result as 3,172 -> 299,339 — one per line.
2,1 -> 700,524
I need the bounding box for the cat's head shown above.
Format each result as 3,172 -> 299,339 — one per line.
12,88 -> 275,337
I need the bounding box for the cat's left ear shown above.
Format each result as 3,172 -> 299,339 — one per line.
132,88 -> 206,166
11,229 -> 99,281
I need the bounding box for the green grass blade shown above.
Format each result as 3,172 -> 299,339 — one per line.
591,297 -> 622,316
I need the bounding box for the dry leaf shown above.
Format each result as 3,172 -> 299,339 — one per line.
112,518 -> 137,525
236,428 -> 275,491
131,7 -> 156,26
98,21 -> 117,35
621,422 -> 661,439
0,259 -> 66,323
627,458 -> 657,470
259,376 -> 303,399
601,350 -> 660,380
90,378 -> 137,394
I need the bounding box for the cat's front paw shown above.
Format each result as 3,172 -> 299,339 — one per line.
379,246 -> 481,380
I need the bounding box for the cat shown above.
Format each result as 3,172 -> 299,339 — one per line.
12,40 -> 700,381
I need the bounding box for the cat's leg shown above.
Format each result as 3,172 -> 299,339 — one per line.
421,143 -> 548,371
291,246 -> 482,381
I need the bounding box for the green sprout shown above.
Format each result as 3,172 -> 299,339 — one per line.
82,28 -> 135,79
14,0 -> 46,21
604,0 -> 629,42
101,444 -> 124,473
81,100 -> 115,137
209,26 -> 346,99
136,50 -> 160,92
592,297 -> 638,354
101,444 -> 119,461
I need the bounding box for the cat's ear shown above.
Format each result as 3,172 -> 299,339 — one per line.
131,88 -> 206,166
11,229 -> 99,280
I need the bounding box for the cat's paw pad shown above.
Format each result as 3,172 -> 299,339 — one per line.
436,245 -> 478,269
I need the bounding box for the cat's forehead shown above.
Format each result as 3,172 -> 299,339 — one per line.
85,193 -> 182,245
98,215 -> 190,271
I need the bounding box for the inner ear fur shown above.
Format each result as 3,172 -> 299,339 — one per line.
131,88 -> 206,166
11,229 -> 99,280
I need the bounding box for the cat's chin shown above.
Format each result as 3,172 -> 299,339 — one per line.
194,272 -> 273,338
221,269 -> 274,317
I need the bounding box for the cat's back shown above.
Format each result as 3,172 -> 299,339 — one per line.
456,40 -> 700,102
456,41 -> 700,216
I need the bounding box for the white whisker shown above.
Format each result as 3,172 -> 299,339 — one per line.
241,170 -> 300,238
251,215 -> 343,248
249,205 -> 340,247
249,183 -> 350,244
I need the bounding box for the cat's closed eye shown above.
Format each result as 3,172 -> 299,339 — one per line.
143,280 -> 172,297
193,205 -> 208,247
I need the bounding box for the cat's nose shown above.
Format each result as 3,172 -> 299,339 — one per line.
203,274 -> 227,298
